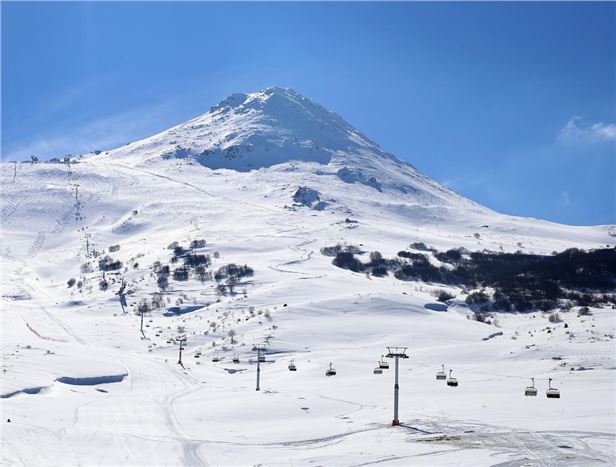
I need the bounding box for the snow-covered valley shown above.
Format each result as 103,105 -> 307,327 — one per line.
2,88 -> 615,466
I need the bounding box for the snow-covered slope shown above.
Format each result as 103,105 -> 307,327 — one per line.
1,88 -> 615,466
91,87 -> 478,209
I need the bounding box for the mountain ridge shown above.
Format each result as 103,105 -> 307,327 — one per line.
88,86 -> 480,210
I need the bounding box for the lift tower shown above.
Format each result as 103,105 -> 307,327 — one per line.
385,346 -> 409,426
253,344 -> 267,391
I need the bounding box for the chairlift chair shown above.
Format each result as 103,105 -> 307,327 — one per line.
436,364 -> 447,380
373,363 -> 383,375
546,378 -> 560,399
524,377 -> 538,396
258,354 -> 266,362
378,355 -> 390,369
288,359 -> 297,371
446,369 -> 458,387
233,354 -> 240,364
212,352 -> 220,363
325,362 -> 336,376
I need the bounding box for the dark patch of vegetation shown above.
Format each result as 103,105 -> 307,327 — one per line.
435,249 -> 464,263
321,244 -> 365,257
194,265 -> 211,282
578,306 -> 592,316
465,290 -> 491,312
156,240 -> 254,296
98,255 -> 123,272
409,242 -> 436,252
157,275 -> 169,290
183,254 -> 211,268
190,239 -> 207,249
435,289 -> 456,302
109,244 -> 120,253
99,272 -> 109,291
67,278 -> 76,288
324,244 -> 616,312
333,252 -> 366,273
173,267 -> 189,282
214,264 -> 254,281
173,246 -> 189,258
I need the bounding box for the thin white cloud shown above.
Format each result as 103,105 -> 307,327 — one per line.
560,191 -> 571,206
3,102 -> 176,161
558,116 -> 616,144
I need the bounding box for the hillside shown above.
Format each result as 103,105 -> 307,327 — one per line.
1,88 -> 615,466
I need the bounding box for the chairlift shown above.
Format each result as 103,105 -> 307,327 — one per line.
212,352 -> 220,363
546,378 -> 560,399
524,377 -> 538,396
436,364 -> 447,380
288,359 -> 297,371
233,354 -> 240,364
446,369 -> 458,387
378,355 -> 389,369
258,354 -> 266,362
373,362 -> 383,375
325,362 -> 336,376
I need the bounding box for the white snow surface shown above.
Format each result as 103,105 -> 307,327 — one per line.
1,87 -> 615,466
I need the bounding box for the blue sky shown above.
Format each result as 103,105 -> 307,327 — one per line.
2,2 -> 614,226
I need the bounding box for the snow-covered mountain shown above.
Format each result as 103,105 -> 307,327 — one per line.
92,86 -> 474,209
2,87 -> 614,466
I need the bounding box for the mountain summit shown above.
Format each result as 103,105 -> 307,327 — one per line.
103,87 -> 402,171
95,86 -> 466,207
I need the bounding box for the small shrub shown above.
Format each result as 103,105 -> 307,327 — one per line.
474,312 -> 487,323
578,306 -> 591,316
67,278 -> 76,288
548,312 -> 561,323
137,299 -> 150,314
332,252 -> 365,273
435,289 -> 455,302
98,256 -> 123,271
369,251 -> 383,262
173,267 -> 189,281
409,242 -> 433,252
466,290 -> 490,310
434,249 -> 463,263
190,239 -> 207,249
183,254 -> 211,267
